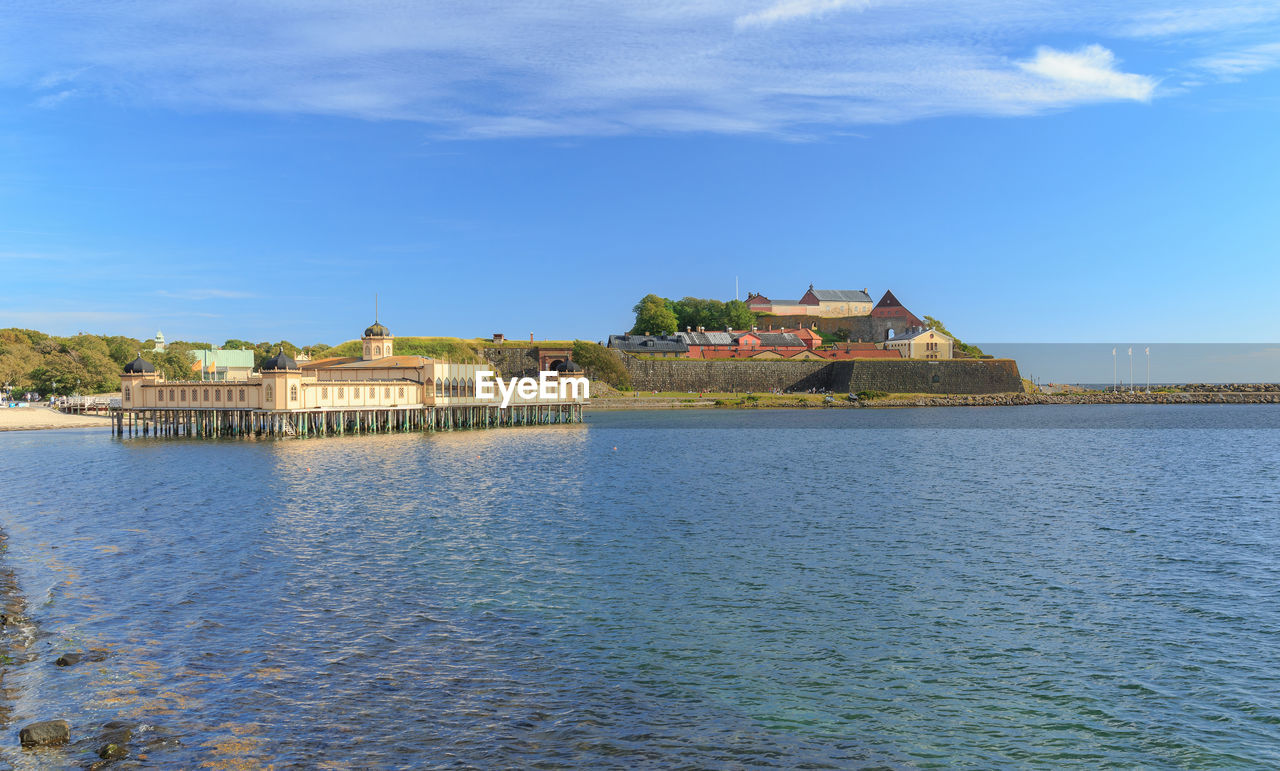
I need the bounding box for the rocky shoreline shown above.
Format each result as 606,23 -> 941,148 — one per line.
585,389 -> 1280,411
857,391 -> 1280,408
0,529 -> 180,766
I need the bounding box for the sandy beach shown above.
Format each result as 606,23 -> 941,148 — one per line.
0,406 -> 114,431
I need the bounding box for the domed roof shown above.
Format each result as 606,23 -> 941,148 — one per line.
123,354 -> 155,374
364,321 -> 391,337
260,349 -> 299,372
555,358 -> 583,373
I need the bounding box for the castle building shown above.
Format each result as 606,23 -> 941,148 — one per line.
884,328 -> 953,360
869,289 -> 924,328
746,285 -> 873,317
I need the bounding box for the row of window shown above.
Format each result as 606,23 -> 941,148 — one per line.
146,382 -> 432,405
434,378 -> 475,397
157,387 -> 248,403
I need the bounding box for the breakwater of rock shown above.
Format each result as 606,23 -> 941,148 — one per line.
860,391 -> 1280,408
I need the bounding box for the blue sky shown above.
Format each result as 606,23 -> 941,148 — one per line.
2,0 -> 1279,347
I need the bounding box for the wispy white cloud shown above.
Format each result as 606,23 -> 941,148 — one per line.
735,0 -> 874,29
1194,42 -> 1280,79
1017,45 -> 1156,103
1,0 -> 1273,137
1124,5 -> 1280,37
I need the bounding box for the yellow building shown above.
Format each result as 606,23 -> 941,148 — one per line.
117,319 -> 586,437
746,285 -> 874,317
884,328 -> 953,360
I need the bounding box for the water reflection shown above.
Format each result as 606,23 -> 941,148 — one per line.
0,413 -> 1278,767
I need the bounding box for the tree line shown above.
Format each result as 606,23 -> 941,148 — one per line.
630,295 -> 757,336
0,329 -> 333,395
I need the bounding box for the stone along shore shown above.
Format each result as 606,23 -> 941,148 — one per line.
861,390 -> 1280,408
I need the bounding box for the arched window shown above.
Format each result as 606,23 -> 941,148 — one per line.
160,389 -> 166,402
124,387 -> 131,401
451,378 -> 459,397
435,378 -> 442,396
467,378 -> 474,396
239,388 -> 246,402
321,387 -> 328,398
384,387 -> 391,398
374,345 -> 381,357
289,385 -> 298,402
226,389 -> 232,402
337,387 -> 343,398
369,387 -> 376,397
265,386 -> 273,401
214,389 -> 221,402
398,386 -> 405,398
203,388 -> 210,401
180,389 -> 187,402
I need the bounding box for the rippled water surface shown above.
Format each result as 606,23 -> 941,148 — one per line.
2,405 -> 1280,768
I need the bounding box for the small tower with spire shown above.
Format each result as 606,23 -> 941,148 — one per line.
361,295 -> 393,360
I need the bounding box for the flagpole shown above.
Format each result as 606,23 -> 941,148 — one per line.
1146,346 -> 1150,392
1128,347 -> 1133,392
1112,347 -> 1117,392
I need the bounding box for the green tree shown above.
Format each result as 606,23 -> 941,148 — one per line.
672,297 -> 723,331
571,340 -> 630,389
102,335 -> 143,368
922,316 -> 985,357
723,299 -> 757,330
630,294 -> 678,335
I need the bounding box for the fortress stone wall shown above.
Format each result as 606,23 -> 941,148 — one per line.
828,359 -> 1023,394
620,356 -> 1023,394
622,359 -> 831,393
481,347 -> 542,378
482,346 -> 1023,395
756,314 -> 912,342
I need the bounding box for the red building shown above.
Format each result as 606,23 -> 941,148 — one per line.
870,290 -> 924,328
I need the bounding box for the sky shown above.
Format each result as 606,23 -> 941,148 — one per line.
1,0 -> 1279,352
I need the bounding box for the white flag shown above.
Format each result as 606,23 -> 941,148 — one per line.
1128,347 -> 1132,356
1145,346 -> 1150,355
1112,347 -> 1116,356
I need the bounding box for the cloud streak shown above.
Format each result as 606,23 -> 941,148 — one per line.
2,0 -> 1273,137
735,0 -> 874,29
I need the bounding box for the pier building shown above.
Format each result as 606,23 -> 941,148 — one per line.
113,319 -> 585,438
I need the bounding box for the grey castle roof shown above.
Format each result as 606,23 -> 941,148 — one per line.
889,327 -> 943,342
123,355 -> 155,374
364,321 -> 391,337
810,289 -> 872,303
753,332 -> 804,347
260,350 -> 299,371
677,331 -> 735,346
607,334 -> 689,353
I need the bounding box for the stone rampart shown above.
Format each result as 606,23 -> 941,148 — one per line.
481,347 -> 541,378
757,315 -> 913,342
622,358 -> 829,392
620,356 -> 1023,394
828,359 -> 1023,394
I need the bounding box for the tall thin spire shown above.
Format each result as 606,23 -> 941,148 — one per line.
375,292 -> 379,323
